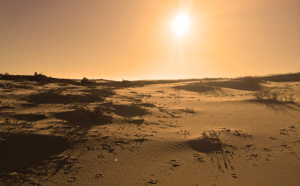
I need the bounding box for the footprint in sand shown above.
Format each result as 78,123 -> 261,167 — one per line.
269,137 -> 277,140
193,154 -> 206,163
97,154 -> 104,158
280,126 -> 297,135
280,129 -> 289,135
64,164 -> 73,174
147,179 -> 158,184
263,148 -> 272,152
168,160 -> 180,169
231,173 -> 237,178
94,173 -> 103,178
67,177 -> 76,183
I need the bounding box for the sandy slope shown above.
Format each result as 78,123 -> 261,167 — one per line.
0,79 -> 299,185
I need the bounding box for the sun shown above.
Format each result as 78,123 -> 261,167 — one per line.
172,14 -> 190,35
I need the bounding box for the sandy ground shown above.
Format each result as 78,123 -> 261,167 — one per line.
0,78 -> 300,185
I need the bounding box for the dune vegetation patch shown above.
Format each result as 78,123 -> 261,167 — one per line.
252,88 -> 296,103
187,133 -> 234,172
0,73 -> 78,85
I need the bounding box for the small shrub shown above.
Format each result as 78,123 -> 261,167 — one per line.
81,77 -> 96,86
253,90 -> 265,100
81,77 -> 89,84
122,79 -> 130,83
288,94 -> 296,103
271,92 -> 279,101
33,72 -> 48,81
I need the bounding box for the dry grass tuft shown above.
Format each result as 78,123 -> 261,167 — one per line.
253,88 -> 296,103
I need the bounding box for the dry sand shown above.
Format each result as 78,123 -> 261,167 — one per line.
0,77 -> 300,185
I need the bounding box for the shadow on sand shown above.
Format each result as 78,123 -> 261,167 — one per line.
11,114 -> 47,122
188,137 -> 235,172
0,133 -> 69,174
204,79 -> 260,91
55,108 -> 112,130
174,79 -> 261,94
187,130 -> 252,172
26,89 -> 105,104
248,100 -> 300,114
173,84 -> 217,93
100,102 -> 150,120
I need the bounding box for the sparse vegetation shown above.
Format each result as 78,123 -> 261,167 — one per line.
0,73 -> 77,84
202,130 -> 220,140
180,107 -> 196,114
253,88 -> 296,103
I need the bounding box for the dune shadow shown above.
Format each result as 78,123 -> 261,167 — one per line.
248,100 -> 300,113
0,106 -> 14,111
14,84 -> 34,89
257,72 -> 300,82
55,108 -> 112,129
101,102 -> 149,118
113,105 -> 148,117
173,84 -> 217,93
11,114 -> 47,122
174,79 -> 261,93
188,138 -> 223,153
26,90 -> 105,104
124,118 -> 144,125
0,133 -> 69,174
19,103 -> 37,108
204,79 -> 260,91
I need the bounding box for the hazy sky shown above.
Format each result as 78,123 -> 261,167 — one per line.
1,0 -> 300,80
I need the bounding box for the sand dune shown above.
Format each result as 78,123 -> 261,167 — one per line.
0,75 -> 300,185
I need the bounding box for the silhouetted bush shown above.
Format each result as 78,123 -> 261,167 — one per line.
81,77 -> 96,86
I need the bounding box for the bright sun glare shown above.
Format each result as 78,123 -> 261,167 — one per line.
172,14 -> 190,35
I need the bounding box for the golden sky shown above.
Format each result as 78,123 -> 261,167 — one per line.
1,0 -> 300,80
